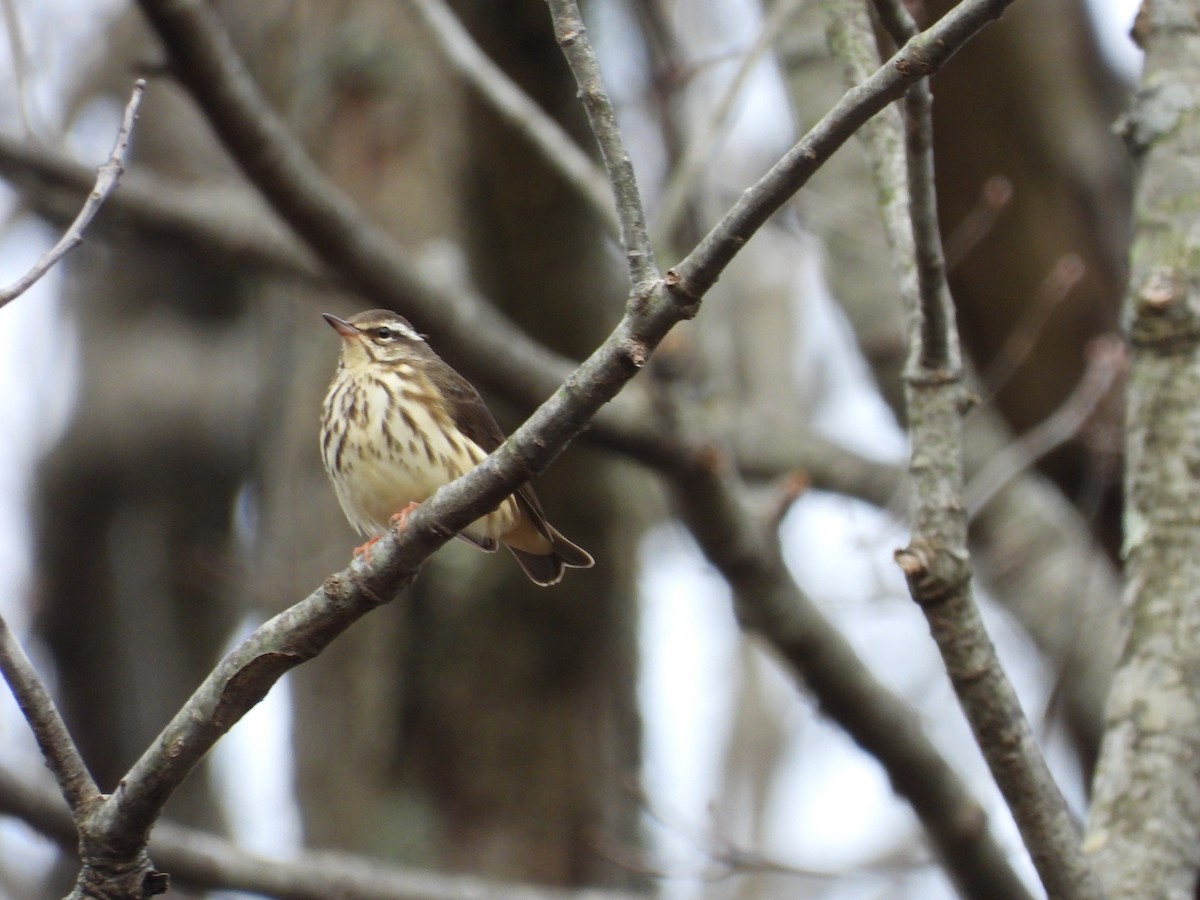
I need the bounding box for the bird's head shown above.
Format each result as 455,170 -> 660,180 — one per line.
323,310 -> 429,369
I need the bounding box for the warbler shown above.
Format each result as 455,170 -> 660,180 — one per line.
320,310 -> 594,585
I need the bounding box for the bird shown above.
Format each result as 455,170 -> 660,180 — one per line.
319,309 -> 594,586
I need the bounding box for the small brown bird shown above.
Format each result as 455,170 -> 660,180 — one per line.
320,309 -> 594,586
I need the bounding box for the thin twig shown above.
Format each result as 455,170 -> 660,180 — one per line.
409,0 -> 618,236
546,0 -> 658,287
0,79 -> 144,310
900,71 -> 955,372
0,613 -> 99,815
942,174 -> 1012,268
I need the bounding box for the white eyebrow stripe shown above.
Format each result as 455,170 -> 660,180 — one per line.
394,320 -> 424,342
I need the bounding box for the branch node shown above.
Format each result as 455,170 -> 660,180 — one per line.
624,337 -> 650,369
1136,268 -> 1182,313
894,541 -> 971,608
663,269 -> 702,317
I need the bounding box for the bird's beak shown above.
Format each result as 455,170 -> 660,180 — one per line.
323,313 -> 360,340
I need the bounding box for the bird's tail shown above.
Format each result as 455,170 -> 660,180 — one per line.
509,528 -> 594,587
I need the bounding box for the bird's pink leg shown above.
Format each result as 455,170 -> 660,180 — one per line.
353,534 -> 383,562
389,500 -> 422,531
352,502 -> 422,564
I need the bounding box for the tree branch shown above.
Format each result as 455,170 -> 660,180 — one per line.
547,4 -> 1030,896
546,0 -> 658,286
0,78 -> 143,309
877,2 -> 1104,896
0,614 -> 98,816
668,448 -> 1034,900
819,0 -> 1121,764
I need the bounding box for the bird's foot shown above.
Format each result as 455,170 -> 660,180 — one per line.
389,501 -> 421,532
352,502 -> 422,564
353,534 -> 383,563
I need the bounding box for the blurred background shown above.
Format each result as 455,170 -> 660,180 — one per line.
0,0 -> 1137,897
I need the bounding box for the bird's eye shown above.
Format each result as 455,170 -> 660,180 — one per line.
375,327 -> 394,341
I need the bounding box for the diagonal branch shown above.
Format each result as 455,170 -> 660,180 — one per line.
665,435 -> 1034,899
0,613 -> 99,816
0,78 -> 143,309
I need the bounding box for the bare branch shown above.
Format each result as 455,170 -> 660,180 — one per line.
0,613 -> 99,816
821,0 -> 1120,765
668,446 -> 1034,900
875,0 -> 1104,895
546,0 -> 658,286
539,17 -> 1030,889
0,79 -> 143,309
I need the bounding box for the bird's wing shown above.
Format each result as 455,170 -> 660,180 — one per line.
434,359 -> 556,538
